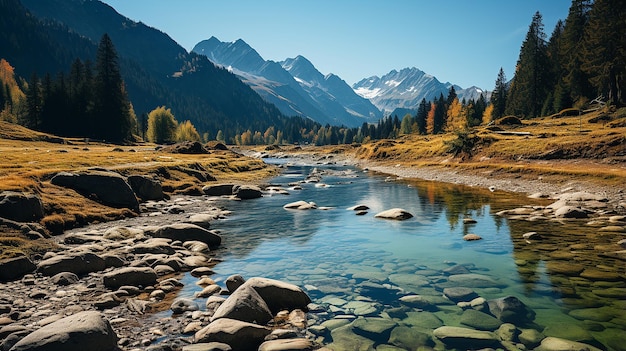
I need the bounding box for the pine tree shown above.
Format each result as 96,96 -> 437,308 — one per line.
25,73 -> 41,129
93,33 -> 132,141
561,0 -> 593,105
415,98 -> 429,134
433,93 -> 446,133
490,67 -> 508,119
581,0 -> 626,105
506,12 -> 551,118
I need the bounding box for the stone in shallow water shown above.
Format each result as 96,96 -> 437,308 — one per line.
447,273 -> 504,288
443,287 -> 478,302
401,311 -> 443,329
568,306 -> 618,322
329,324 -> 375,351
344,301 -> 379,316
433,326 -> 499,349
545,261 -> 585,276
374,208 -> 413,220
580,268 -> 622,281
535,336 -> 603,351
351,317 -> 397,342
388,326 -> 433,350
460,309 -> 503,331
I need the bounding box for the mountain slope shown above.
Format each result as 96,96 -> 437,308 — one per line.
353,67 -> 487,114
19,0 -> 285,139
193,37 -> 381,127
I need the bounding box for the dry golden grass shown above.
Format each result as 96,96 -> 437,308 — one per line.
0,121 -> 278,258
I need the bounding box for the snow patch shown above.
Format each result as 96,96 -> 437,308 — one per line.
354,87 -> 381,99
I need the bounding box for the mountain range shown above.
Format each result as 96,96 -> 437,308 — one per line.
192,37 -> 381,127
353,68 -> 488,115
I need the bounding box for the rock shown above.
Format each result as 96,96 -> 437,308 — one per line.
283,200 -> 317,210
103,226 -> 144,240
258,339 -> 316,351
50,171 -> 140,212
374,208 -> 413,220
162,141 -> 209,154
554,206 -> 588,219
194,318 -> 271,350
460,309 -> 503,331
128,175 -> 164,200
536,336 -> 603,351
9,311 -> 117,351
232,185 -> 262,200
50,272 -> 79,286
241,277 -> 311,314
37,252 -> 106,276
102,267 -> 157,289
0,256 -> 36,281
398,295 -> 438,311
433,326 -> 499,349
443,287 -> 478,303
0,191 -> 44,222
347,204 -> 370,211
487,296 -> 535,324
463,218 -> 477,224
171,298 -> 200,314
206,296 -> 226,313
352,317 -> 397,341
463,234 -> 482,241
154,223 -> 221,247
211,285 -> 272,324
203,184 -> 235,196
388,326 -> 433,350
328,324 -> 376,351
184,241 -> 211,253
448,273 -> 504,288
522,232 -> 543,240
183,343 -> 233,351
188,214 -> 215,228
558,192 -> 607,202
225,274 -> 246,293
519,328 -> 545,348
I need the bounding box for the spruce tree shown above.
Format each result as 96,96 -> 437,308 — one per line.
415,98 -> 428,134
581,0 -> 626,105
561,0 -> 593,105
433,93 -> 446,133
490,67 -> 508,119
506,11 -> 551,118
93,33 -> 132,141
25,73 -> 41,129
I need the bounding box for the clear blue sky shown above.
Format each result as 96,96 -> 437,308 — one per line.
101,0 -> 570,90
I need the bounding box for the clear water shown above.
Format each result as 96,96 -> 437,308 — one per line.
183,159 -> 625,350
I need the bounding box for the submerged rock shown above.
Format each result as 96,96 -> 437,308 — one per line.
374,208 -> 413,220
194,318 -> 271,350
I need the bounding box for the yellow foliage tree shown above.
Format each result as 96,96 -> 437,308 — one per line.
446,97 -> 466,132
426,103 -> 436,134
146,106 -> 178,144
482,104 -> 494,125
175,120 -> 201,142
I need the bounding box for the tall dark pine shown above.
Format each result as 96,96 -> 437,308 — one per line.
25,73 -> 42,129
491,67 -> 508,119
506,11 -> 550,118
446,86 -> 457,107
561,0 -> 593,105
581,0 -> 626,106
93,33 -> 132,141
415,98 -> 428,134
433,93 -> 446,133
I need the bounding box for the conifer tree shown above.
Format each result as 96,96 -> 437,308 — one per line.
561,0 -> 593,105
506,12 -> 550,118
581,0 -> 626,105
25,73 -> 41,129
415,98 -> 429,134
490,68 -> 508,119
93,33 -> 132,141
433,93 -> 446,133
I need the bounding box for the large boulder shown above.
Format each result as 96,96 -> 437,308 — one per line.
211,285 -> 273,324
203,184 -> 235,196
51,171 -> 139,212
374,208 -> 413,220
0,191 -> 44,222
9,311 -> 117,351
154,223 -> 221,247
0,256 -> 36,281
233,185 -> 263,200
241,277 -> 311,314
194,318 -> 271,351
258,339 -> 316,351
37,252 -> 106,276
487,296 -> 535,324
102,267 -> 157,289
127,175 -> 164,200
535,337 -> 603,351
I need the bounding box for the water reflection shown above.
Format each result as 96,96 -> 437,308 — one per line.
201,161 -> 624,350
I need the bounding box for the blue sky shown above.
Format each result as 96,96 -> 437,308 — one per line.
101,0 -> 570,90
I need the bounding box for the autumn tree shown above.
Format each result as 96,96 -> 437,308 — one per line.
426,102 -> 436,134
146,106 -> 177,144
175,120 -> 201,142
446,97 -> 465,131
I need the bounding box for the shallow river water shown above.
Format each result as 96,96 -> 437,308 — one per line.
180,159 -> 625,350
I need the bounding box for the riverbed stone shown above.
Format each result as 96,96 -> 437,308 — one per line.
203,184 -> 235,196
50,272 -> 79,286
374,208 -> 413,220
258,338 -> 315,351
463,234 -> 482,241
194,318 -> 271,350
128,175 -> 164,201
233,185 -> 263,200
0,191 -> 44,222
329,324 -> 376,351
433,326 -> 499,349
518,328 -> 544,348
0,256 -> 36,281
487,296 -> 535,324
398,295 -> 438,311
171,298 -> 200,314
460,309 -> 503,331
103,267 -> 157,289
443,287 -> 478,302
211,285 -> 272,324
154,223 -> 222,247
536,336 -> 603,351
9,311 -> 117,351
183,342 -> 233,351
447,273 -> 504,288
241,277 -> 311,314
226,274 -> 246,293
554,206 -> 588,218
37,252 -> 106,276
401,311 -> 443,329
545,261 -> 585,276
283,200 -> 317,210
351,317 -> 397,341
388,326 -> 433,350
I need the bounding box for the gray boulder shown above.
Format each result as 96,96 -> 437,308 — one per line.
487,296 -> 535,324
154,223 -> 221,247
203,184 -> 235,196
9,311 -> 117,351
102,267 -> 157,289
128,175 -> 164,200
37,252 -> 106,276
0,256 -> 36,281
433,326 -> 499,349
225,274 -> 246,293
536,336 -> 603,351
0,191 -> 44,222
171,298 -> 200,314
374,208 -> 413,220
554,206 -> 588,219
232,185 -> 263,200
194,318 -> 271,350
242,277 -> 311,314
51,171 -> 139,212
211,285 -> 272,324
